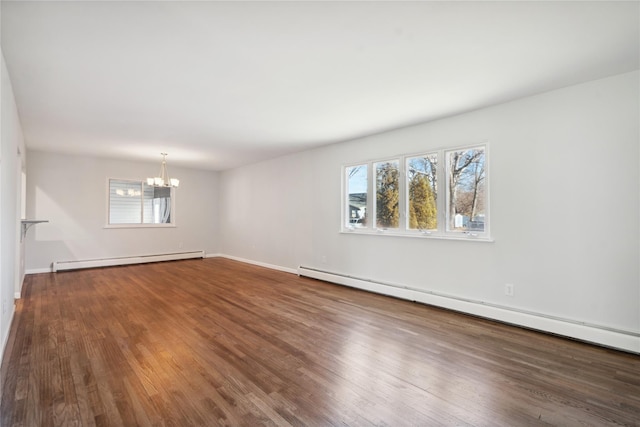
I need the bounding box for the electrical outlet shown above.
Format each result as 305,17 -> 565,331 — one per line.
178,242 -> 183,249
321,256 -> 327,264
505,283 -> 514,297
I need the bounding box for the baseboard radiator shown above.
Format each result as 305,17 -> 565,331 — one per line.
52,250 -> 205,273
297,266 -> 640,354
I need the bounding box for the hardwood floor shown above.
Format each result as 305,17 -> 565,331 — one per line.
1,258 -> 639,426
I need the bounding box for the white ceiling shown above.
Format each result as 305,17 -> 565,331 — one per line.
2,1 -> 639,171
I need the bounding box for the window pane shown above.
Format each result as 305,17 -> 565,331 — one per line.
446,147 -> 486,232
375,160 -> 399,229
407,154 -> 438,230
142,184 -> 154,224
109,180 -> 143,224
143,185 -> 172,224
346,165 -> 368,227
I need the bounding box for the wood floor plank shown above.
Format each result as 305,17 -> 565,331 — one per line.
1,258 -> 639,426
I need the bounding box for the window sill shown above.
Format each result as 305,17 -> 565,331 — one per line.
104,224 -> 176,229
340,228 -> 494,242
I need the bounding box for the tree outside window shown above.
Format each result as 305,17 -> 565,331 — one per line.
446,147 -> 485,231
375,160 -> 399,229
407,154 -> 437,230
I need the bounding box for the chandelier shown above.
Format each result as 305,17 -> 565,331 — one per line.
147,153 -> 179,187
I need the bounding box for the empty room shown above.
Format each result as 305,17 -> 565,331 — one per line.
1,1 -> 639,426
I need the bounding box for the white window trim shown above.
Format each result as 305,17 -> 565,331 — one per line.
105,178 -> 177,228
342,143 -> 491,242
104,224 -> 177,229
339,228 -> 494,242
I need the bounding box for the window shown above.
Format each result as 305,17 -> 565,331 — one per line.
108,179 -> 174,226
343,144 -> 489,239
407,153 -> 438,231
446,147 -> 486,232
375,160 -> 399,229
346,164 -> 368,228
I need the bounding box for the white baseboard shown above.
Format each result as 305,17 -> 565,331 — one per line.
298,266 -> 640,354
52,250 -> 205,272
1,304 -> 16,367
216,254 -> 298,275
25,267 -> 52,275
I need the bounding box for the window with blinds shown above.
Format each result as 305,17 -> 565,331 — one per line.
108,179 -> 174,226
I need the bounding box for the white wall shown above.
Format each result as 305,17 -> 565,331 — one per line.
220,71 -> 640,350
1,50 -> 26,358
25,151 -> 220,272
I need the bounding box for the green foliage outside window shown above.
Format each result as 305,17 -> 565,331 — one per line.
409,174 -> 437,229
376,161 -> 399,228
